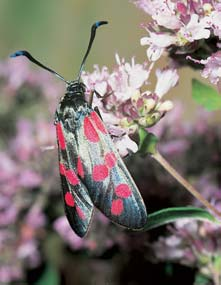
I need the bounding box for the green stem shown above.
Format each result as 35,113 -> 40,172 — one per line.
151,151 -> 221,218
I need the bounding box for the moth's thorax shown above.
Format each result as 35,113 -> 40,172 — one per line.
58,80 -> 87,109
54,80 -> 91,127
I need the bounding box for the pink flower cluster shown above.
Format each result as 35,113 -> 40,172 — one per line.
82,54 -> 178,156
153,214 -> 221,283
147,104 -> 221,284
133,0 -> 221,89
0,59 -> 59,283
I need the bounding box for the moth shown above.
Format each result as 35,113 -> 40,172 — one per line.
11,21 -> 147,237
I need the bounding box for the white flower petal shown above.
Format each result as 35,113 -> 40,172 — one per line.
155,68 -> 179,98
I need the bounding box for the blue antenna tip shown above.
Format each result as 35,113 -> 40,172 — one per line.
10,50 -> 25,58
95,21 -> 108,28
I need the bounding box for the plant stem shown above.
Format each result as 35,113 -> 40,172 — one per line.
152,151 -> 221,218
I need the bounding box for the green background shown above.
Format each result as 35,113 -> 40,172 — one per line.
0,0 -> 146,78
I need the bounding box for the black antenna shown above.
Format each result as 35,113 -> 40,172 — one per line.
10,21 -> 108,84
10,50 -> 68,83
77,21 -> 108,82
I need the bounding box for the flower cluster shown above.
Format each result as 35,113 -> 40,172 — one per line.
0,58 -> 60,283
147,105 -> 221,284
133,0 -> 221,89
153,216 -> 221,284
82,54 -> 178,156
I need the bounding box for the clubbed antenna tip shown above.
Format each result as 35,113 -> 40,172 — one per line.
77,21 -> 108,81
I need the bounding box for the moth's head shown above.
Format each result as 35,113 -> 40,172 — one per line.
66,81 -> 86,96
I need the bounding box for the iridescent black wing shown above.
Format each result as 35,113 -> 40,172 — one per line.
56,122 -> 94,237
58,108 -> 147,232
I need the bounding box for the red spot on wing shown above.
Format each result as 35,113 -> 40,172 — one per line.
91,111 -> 107,134
65,192 -> 75,207
59,163 -> 66,175
76,206 -> 86,220
66,169 -> 79,185
84,117 -> 99,142
56,123 -> 66,150
115,184 -> 132,198
105,152 -> 117,168
111,199 -> 124,216
77,157 -> 84,178
92,165 -> 109,181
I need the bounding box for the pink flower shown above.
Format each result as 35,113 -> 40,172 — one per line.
83,54 -> 177,153
201,51 -> 221,90
206,10 -> 221,38
0,152 -> 18,181
24,207 -> 46,233
114,134 -> 138,157
54,216 -> 85,250
18,169 -> 42,188
10,119 -> 36,161
82,65 -> 110,96
0,207 -> 18,226
134,0 -> 181,29
179,14 -> 210,42
188,51 -> 221,90
0,59 -> 30,90
134,0 -> 221,65
155,68 -> 179,98
17,240 -> 41,267
141,32 -> 176,61
108,54 -> 150,102
0,265 -> 22,284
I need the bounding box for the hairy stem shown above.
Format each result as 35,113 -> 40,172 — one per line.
152,151 -> 221,218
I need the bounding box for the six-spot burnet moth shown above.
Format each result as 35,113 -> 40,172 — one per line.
10,21 -> 147,237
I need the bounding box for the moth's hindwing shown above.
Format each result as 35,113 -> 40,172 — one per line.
56,121 -> 94,238
58,104 -> 147,231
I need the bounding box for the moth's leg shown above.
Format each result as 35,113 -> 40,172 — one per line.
94,106 -> 103,120
88,89 -> 103,120
88,89 -> 103,106
88,91 -> 95,107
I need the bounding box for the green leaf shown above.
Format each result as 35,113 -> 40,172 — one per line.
35,263 -> 60,285
194,272 -> 211,285
138,128 -> 158,155
141,207 -> 218,231
192,79 -> 221,111
214,254 -> 221,274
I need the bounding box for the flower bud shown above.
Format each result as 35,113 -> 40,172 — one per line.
131,90 -> 141,106
203,3 -> 213,15
157,100 -> 174,112
143,98 -> 156,113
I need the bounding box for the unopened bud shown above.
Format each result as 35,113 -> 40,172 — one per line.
143,98 -> 156,113
131,90 -> 141,105
138,117 -> 147,127
120,117 -> 132,128
138,111 -> 161,128
145,112 -> 161,127
157,100 -> 173,112
203,3 -> 213,15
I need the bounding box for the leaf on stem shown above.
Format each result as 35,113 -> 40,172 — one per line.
192,79 -> 221,111
138,128 -> 158,155
140,206 -> 219,232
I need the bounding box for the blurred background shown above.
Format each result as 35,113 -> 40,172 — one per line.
0,1 -> 220,285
